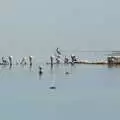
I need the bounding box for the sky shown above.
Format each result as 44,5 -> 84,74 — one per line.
0,0 -> 120,58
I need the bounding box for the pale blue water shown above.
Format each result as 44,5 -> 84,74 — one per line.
1,0 -> 120,118
0,62 -> 120,120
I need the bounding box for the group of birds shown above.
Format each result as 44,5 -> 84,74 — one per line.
0,48 -> 72,90
50,48 -> 78,65
0,56 -> 33,66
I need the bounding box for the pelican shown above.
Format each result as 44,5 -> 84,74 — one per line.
8,56 -> 13,66
64,56 -> 69,64
56,57 -> 60,64
20,57 -> 27,65
56,48 -> 61,55
29,56 -> 33,66
2,57 -> 9,65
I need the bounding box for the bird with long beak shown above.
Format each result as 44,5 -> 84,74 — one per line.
8,56 -> 13,66
56,48 -> 61,55
29,56 -> 33,66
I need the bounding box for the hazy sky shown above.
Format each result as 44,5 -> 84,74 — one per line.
0,0 -> 120,57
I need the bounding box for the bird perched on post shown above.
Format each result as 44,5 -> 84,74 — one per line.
56,48 -> 61,55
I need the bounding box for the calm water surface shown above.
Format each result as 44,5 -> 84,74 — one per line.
0,63 -> 120,120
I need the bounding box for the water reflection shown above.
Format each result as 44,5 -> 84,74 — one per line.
108,64 -> 120,68
38,73 -> 43,80
29,65 -> 32,72
38,70 -> 43,80
49,65 -> 56,90
50,64 -> 53,71
1,65 -> 8,69
9,64 -> 12,70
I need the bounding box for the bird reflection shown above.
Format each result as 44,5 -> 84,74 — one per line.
9,64 -> 12,70
29,65 -> 32,72
50,64 -> 54,73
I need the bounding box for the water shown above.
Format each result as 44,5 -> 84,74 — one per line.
1,0 -> 120,118
0,62 -> 120,120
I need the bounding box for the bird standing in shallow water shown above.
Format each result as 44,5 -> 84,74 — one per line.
39,66 -> 43,75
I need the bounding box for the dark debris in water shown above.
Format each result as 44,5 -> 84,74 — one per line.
49,86 -> 56,89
